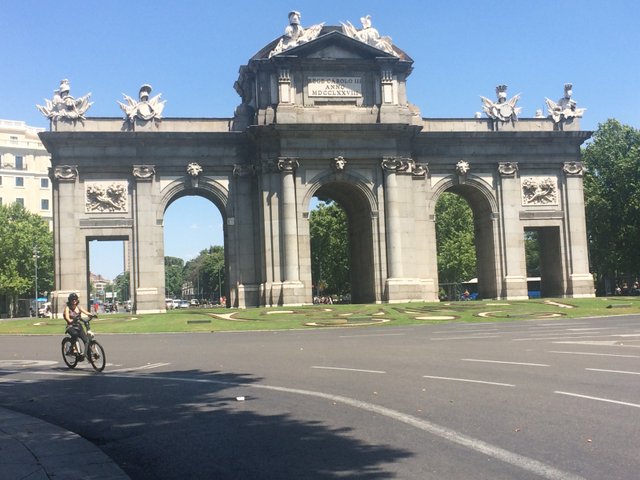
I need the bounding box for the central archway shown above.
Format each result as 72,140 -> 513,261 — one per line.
304,177 -> 378,304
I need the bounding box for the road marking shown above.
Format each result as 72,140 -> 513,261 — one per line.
0,360 -> 58,367
555,391 -> 640,409
549,351 -> 640,358
430,335 -> 500,341
565,328 -> 609,331
107,362 -> 170,373
554,340 -> 639,347
338,333 -> 405,338
462,359 -> 549,367
311,366 -> 386,374
513,335 -> 613,342
422,375 -> 514,387
586,368 -> 640,376
13,369 -> 586,480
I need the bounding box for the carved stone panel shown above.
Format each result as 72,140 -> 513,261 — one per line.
521,176 -> 558,206
85,181 -> 128,213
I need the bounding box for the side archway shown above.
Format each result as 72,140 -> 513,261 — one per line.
157,177 -> 231,305
430,175 -> 500,299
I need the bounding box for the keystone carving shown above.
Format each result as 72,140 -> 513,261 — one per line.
456,160 -> 470,175
331,156 -> 347,172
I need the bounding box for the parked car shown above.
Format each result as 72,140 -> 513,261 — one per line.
190,299 -> 200,307
172,299 -> 182,309
178,300 -> 190,309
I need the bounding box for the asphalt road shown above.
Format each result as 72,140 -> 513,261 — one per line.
1,314 -> 640,479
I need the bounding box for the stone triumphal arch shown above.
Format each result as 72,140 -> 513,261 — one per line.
39,13 -> 594,314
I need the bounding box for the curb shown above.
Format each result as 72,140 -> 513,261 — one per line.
0,406 -> 130,479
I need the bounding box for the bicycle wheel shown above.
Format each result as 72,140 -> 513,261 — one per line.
87,340 -> 106,372
61,338 -> 78,369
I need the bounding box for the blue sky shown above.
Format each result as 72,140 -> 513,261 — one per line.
2,1 -> 639,279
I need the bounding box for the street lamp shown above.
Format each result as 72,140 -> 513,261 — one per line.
33,245 -> 39,317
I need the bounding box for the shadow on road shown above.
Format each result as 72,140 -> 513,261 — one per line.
1,367 -> 413,479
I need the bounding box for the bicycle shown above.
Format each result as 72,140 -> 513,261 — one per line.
61,315 -> 106,372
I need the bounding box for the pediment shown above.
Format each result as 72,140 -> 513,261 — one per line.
252,28 -> 412,64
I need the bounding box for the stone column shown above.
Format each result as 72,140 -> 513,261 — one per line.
51,165 -> 82,317
232,164 -> 260,307
381,157 -> 406,279
497,162 -> 528,299
131,165 -> 165,313
278,157 -> 300,282
562,162 -> 594,297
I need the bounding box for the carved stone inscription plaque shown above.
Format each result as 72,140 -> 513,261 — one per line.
85,181 -> 128,213
307,77 -> 362,97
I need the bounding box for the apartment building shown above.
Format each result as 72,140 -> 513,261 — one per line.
0,119 -> 52,227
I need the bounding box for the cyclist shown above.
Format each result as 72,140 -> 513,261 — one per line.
63,293 -> 94,355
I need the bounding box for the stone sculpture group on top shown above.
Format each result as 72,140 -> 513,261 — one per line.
36,79 -> 93,123
36,11 -> 586,131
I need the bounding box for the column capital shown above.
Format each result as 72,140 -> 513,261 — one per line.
132,165 -> 155,181
233,164 -> 256,177
53,165 -> 78,182
498,162 -> 518,177
277,157 -> 299,172
563,161 -> 583,176
381,156 -> 411,172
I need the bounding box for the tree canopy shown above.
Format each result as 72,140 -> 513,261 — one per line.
0,204 -> 53,314
583,119 -> 640,289
435,192 -> 477,284
309,201 -> 349,296
164,256 -> 185,298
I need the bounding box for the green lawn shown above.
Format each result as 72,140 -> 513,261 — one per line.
1,297 -> 639,335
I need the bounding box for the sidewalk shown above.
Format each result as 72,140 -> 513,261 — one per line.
0,406 -> 129,480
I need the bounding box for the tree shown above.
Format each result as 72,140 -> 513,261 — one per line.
525,230 -> 541,277
164,256 -> 184,298
0,204 -> 53,316
182,246 -> 225,301
583,119 -> 640,291
435,192 -> 476,284
309,201 -> 349,296
113,271 -> 130,302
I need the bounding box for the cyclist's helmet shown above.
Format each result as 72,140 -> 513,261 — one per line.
67,293 -> 79,306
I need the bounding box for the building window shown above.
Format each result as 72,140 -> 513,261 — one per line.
16,198 -> 24,206
15,177 -> 24,187
15,156 -> 24,170
41,178 -> 49,188
0,176 -> 2,186
0,197 -> 2,206
41,199 -> 50,210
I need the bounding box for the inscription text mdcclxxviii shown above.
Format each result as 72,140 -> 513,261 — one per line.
307,77 -> 362,97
